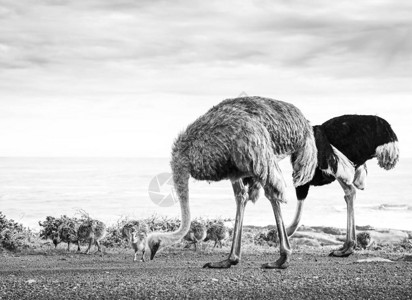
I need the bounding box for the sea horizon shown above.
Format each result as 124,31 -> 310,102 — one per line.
1,156 -> 411,232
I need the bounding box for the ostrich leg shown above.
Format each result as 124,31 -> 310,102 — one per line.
262,198 -> 291,269
84,239 -> 93,254
330,179 -> 356,257
203,179 -> 248,268
95,240 -> 102,253
133,247 -> 138,261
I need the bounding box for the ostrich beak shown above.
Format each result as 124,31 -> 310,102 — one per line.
150,242 -> 160,260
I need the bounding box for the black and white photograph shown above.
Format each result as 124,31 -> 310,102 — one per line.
1,0 -> 411,299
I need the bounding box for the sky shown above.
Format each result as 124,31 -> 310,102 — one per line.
0,0 -> 411,157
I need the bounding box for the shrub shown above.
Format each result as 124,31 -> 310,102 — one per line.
101,217 -> 131,248
102,215 -> 182,248
143,214 -> 181,232
38,216 -> 63,240
0,212 -> 30,251
101,215 -> 234,249
39,215 -> 83,241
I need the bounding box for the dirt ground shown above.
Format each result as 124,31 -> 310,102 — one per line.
0,246 -> 411,300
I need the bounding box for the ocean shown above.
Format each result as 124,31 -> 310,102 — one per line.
0,157 -> 411,231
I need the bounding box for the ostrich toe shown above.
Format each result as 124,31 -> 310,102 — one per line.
329,241 -> 355,257
261,253 -> 290,269
203,258 -> 238,269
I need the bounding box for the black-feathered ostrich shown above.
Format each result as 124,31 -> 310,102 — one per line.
286,115 -> 399,257
146,96 -> 318,269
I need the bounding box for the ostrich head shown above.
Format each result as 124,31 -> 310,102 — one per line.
52,232 -> 60,248
88,219 -> 98,229
146,232 -> 179,260
130,226 -> 138,243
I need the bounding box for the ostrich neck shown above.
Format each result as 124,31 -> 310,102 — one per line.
163,208 -> 191,244
162,180 -> 191,245
167,156 -> 192,245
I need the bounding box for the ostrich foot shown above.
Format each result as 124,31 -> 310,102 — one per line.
329,241 -> 355,257
261,254 -> 290,269
203,258 -> 239,269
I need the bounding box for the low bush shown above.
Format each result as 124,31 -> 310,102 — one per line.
0,212 -> 33,251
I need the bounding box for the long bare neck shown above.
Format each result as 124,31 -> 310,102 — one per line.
155,170 -> 191,247
160,208 -> 191,245
159,150 -> 192,247
169,174 -> 191,242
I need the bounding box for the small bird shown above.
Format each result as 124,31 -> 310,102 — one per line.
204,222 -> 229,249
121,220 -> 141,242
130,222 -> 150,262
265,228 -> 278,246
77,219 -> 107,254
183,220 -> 207,251
356,232 -> 372,249
55,220 -> 80,251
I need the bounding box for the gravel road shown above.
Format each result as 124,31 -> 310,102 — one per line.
1,248 -> 411,299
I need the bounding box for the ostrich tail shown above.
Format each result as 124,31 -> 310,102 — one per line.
376,141 -> 399,170
291,132 -> 318,187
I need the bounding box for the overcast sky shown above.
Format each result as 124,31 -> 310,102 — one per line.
1,0 -> 411,157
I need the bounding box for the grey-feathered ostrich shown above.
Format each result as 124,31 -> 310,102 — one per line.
130,222 -> 150,262
146,96 -> 317,269
286,115 -> 399,257
54,221 -> 81,252
204,222 -> 230,249
77,219 -> 107,254
183,220 -> 207,251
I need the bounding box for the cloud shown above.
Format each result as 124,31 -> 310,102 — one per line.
1,0 -> 411,77
0,0 -> 411,156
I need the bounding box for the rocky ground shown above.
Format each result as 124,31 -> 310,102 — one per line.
1,242 -> 411,300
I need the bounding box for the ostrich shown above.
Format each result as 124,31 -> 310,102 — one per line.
183,220 -> 207,251
285,115 -> 399,257
130,222 -> 150,262
204,222 -> 229,249
54,221 -> 81,251
121,220 -> 141,242
77,219 -> 107,254
146,96 -> 317,269
356,232 -> 372,250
